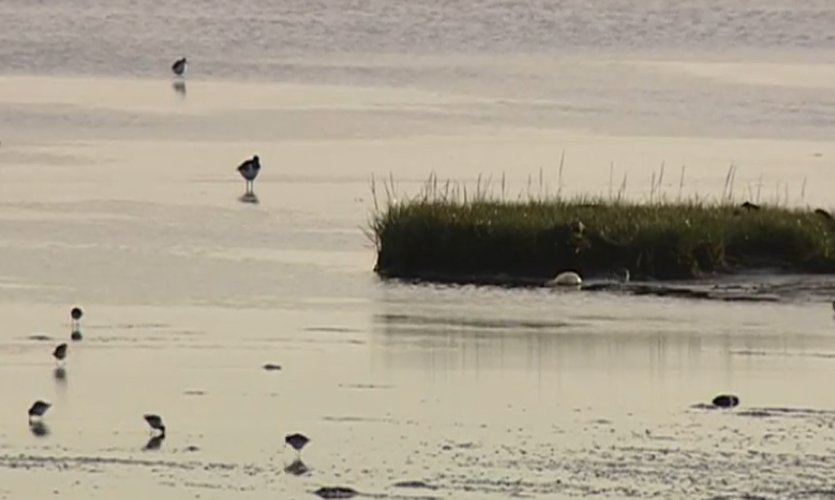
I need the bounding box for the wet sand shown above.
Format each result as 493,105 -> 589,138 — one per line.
1,75 -> 835,498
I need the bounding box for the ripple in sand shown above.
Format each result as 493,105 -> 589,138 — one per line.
393,480 -> 437,490
304,326 -> 361,333
339,383 -> 394,390
322,416 -> 395,424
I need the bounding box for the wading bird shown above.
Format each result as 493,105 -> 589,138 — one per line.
285,433 -> 310,456
144,414 -> 166,437
28,400 -> 51,422
172,57 -> 188,77
237,155 -> 261,195
52,343 -> 68,366
70,306 -> 83,340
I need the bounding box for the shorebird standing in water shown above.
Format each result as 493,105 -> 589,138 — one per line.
285,433 -> 310,457
52,343 -> 68,366
237,155 -> 261,195
28,400 -> 51,423
172,57 -> 188,77
70,306 -> 83,341
144,414 -> 166,437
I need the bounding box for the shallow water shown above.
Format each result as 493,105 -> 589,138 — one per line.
2,1 -> 835,499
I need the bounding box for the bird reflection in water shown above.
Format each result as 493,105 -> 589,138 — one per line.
29,421 -> 50,438
53,366 -> 67,383
284,458 -> 309,476
143,435 -> 165,451
237,192 -> 259,204
171,81 -> 186,97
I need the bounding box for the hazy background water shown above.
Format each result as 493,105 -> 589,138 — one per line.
1,1 -> 835,499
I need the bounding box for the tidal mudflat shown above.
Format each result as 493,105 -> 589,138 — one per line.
2,10 -> 835,495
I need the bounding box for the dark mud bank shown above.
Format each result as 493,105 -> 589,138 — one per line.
379,270 -> 835,304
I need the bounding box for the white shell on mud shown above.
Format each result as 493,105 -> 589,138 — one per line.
550,271 -> 582,287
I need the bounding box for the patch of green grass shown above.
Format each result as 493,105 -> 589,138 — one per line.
367,171 -> 835,282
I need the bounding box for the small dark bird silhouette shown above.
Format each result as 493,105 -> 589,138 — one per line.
172,57 -> 188,77
52,343 -> 68,365
285,433 -> 310,455
28,400 -> 51,422
70,307 -> 84,340
712,394 -> 740,408
144,414 -> 166,437
237,155 -> 261,195
815,208 -> 834,220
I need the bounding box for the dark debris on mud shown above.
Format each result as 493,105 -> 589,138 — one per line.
314,486 -> 359,499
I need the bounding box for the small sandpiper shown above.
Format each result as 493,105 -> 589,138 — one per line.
144,414 -> 166,437
28,400 -> 51,422
237,155 -> 261,195
172,57 -> 188,77
70,306 -> 83,340
285,433 -> 310,456
52,343 -> 68,366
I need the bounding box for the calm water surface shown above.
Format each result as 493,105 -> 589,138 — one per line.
1,1 -> 835,499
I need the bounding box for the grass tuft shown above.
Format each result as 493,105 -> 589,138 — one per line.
367,171 -> 835,284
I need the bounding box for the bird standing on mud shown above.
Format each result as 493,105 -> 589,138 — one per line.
28,400 -> 51,422
285,433 -> 310,456
172,57 -> 188,77
144,414 -> 166,437
237,155 -> 261,195
52,343 -> 68,366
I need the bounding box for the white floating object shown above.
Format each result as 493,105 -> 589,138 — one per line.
549,271 -> 582,287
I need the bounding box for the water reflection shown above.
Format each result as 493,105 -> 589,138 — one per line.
371,310 -> 706,376
370,282 -> 835,378
29,421 -> 50,438
53,366 -> 67,383
143,435 -> 165,451
284,458 -> 309,476
238,192 -> 259,204
171,81 -> 186,97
